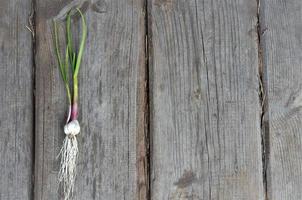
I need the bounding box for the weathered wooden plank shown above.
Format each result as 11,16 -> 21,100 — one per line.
0,0 -> 34,199
260,1 -> 302,199
34,0 -> 146,199
149,0 -> 264,199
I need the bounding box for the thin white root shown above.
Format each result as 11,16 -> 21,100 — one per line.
58,120 -> 80,200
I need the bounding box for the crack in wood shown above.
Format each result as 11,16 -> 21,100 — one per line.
257,0 -> 269,199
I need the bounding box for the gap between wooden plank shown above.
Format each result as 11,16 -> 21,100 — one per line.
138,0 -> 150,199
143,0 -> 151,199
29,0 -> 37,199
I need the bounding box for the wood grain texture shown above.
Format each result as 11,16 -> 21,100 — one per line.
0,0 -> 34,199
34,0 -> 146,199
260,0 -> 302,199
149,0 -> 264,199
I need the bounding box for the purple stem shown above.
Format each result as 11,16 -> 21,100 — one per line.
71,103 -> 78,120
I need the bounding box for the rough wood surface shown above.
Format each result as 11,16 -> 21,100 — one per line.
261,1 -> 302,199
34,0 -> 146,199
149,0 -> 264,199
0,0 -> 34,199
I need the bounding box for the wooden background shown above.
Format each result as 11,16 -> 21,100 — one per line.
0,0 -> 301,199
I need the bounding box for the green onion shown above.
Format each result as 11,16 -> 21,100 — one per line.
53,8 -> 87,200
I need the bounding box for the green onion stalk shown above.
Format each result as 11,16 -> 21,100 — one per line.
53,8 -> 87,200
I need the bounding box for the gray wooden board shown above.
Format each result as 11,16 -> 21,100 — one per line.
0,0 -> 34,199
34,0 -> 146,199
260,0 -> 302,199
149,0 -> 264,199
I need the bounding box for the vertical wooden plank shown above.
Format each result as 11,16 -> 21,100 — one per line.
261,0 -> 302,199
34,0 -> 146,199
149,0 -> 264,199
0,0 -> 34,199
